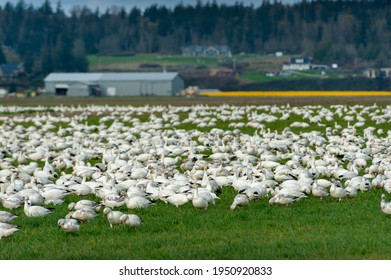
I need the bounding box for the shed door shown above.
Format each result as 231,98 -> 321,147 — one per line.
55,84 -> 68,96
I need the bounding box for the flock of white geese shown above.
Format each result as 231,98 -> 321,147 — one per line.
1,103 -> 391,240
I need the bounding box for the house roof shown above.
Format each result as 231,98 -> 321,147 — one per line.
44,72 -> 180,82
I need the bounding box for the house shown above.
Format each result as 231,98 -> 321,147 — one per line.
282,57 -> 311,71
44,72 -> 185,97
363,68 -> 391,79
182,45 -> 232,57
0,63 -> 24,80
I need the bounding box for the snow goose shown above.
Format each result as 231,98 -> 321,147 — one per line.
0,210 -> 18,223
57,218 -> 80,234
330,180 -> 348,202
269,193 -> 306,206
311,180 -> 329,199
120,214 -> 142,229
68,200 -> 101,211
0,195 -> 24,209
125,194 -> 155,209
68,177 -> 95,196
101,193 -> 126,208
165,193 -> 190,208
0,222 -> 19,240
383,179 -> 391,194
67,208 -> 98,222
23,196 -> 53,217
103,207 -> 124,228
230,193 -> 249,210
380,194 -> 391,217
191,187 -> 209,210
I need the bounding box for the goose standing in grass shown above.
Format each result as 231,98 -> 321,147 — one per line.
57,218 -> 80,233
125,191 -> 156,209
103,207 -> 124,228
120,214 -> 142,229
165,193 -> 190,208
0,210 -> 18,223
68,200 -> 101,211
311,180 -> 329,199
191,187 -> 209,210
0,222 -> 19,240
23,196 -> 53,217
330,180 -> 348,202
380,194 -> 391,217
269,193 -> 307,206
66,208 -> 98,223
230,193 -> 249,210
0,195 -> 23,209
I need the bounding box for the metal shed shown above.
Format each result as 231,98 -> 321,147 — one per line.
44,72 -> 184,97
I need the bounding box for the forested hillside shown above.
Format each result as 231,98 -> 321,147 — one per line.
0,0 -> 390,79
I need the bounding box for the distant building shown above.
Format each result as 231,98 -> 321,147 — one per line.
282,57 -> 311,71
44,72 -> 184,97
0,63 -> 24,80
363,68 -> 391,79
182,45 -> 232,57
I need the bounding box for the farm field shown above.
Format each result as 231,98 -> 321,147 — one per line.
1,97 -> 391,260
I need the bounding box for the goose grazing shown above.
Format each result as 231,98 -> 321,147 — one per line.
103,207 -> 124,228
101,193 -> 126,208
67,208 -> 98,223
311,180 -> 329,200
0,195 -> 23,210
269,193 -> 306,206
0,222 -> 19,240
57,218 -> 80,233
125,194 -> 155,209
0,210 -> 18,223
380,194 -> 391,217
165,193 -> 190,208
191,187 -> 209,210
68,200 -> 101,211
230,193 -> 249,210
120,214 -> 142,229
330,180 -> 347,202
23,196 -> 53,217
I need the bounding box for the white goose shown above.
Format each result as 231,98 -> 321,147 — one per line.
103,207 -> 124,228
0,222 -> 19,240
380,194 -> 391,217
68,200 -> 101,211
0,210 -> 18,223
0,195 -> 24,209
191,187 -> 209,210
24,196 -> 53,217
230,193 -> 249,210
120,214 -> 142,228
311,180 -> 329,199
330,180 -> 348,202
66,208 -> 98,222
125,194 -> 155,209
269,193 -> 306,206
165,193 -> 190,208
57,218 -> 80,233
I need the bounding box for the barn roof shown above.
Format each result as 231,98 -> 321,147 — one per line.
44,72 -> 180,82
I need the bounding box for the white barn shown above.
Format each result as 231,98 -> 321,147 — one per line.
44,72 -> 185,97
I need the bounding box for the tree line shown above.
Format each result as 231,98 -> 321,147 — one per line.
0,0 -> 390,80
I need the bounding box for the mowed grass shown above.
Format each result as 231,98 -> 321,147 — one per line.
1,99 -> 391,260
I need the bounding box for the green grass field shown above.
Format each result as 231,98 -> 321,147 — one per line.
1,98 -> 391,260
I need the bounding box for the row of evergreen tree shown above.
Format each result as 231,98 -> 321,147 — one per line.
1,0 -> 390,78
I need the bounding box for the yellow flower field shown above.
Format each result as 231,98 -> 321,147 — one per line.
199,91 -> 391,97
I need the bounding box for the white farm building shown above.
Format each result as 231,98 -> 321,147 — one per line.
44,72 -> 185,97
